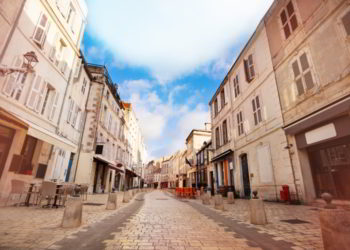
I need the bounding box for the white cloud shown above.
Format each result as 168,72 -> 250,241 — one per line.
86,0 -> 274,83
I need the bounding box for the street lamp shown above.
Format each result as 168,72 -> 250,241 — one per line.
0,51 -> 39,76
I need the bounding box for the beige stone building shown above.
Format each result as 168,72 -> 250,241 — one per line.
74,64 -> 127,193
0,0 -> 87,202
265,0 -> 350,202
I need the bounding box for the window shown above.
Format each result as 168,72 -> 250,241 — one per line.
220,89 -> 225,108
223,120 -> 228,144
2,56 -> 27,101
20,135 -> 37,175
244,54 -> 255,82
215,127 -> 220,149
233,74 -> 240,98
41,87 -> 53,115
66,98 -> 74,123
71,105 -> 80,127
26,75 -> 47,112
214,99 -> 218,116
66,4 -> 75,27
74,58 -> 82,79
252,96 -> 262,125
49,91 -> 59,121
33,13 -> 50,48
280,1 -> 298,39
292,52 -> 315,96
237,111 -> 244,136
81,78 -> 87,94
341,11 -> 350,36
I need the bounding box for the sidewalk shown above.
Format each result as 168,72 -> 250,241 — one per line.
0,192 -> 131,249
190,195 -> 323,250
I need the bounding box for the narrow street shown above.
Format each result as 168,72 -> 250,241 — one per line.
35,190 -> 321,250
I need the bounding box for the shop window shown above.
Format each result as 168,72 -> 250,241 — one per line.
292,52 -> 315,96
280,1 -> 298,39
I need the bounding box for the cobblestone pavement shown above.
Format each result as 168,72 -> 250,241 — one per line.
187,194 -> 323,250
0,191 -> 135,249
105,191 -> 262,250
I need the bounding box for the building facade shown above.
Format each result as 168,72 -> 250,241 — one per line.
0,0 -> 87,202
265,0 -> 350,202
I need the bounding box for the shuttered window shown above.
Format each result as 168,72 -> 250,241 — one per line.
237,111 -> 244,136
233,74 -> 240,98
49,91 -> 59,121
81,78 -> 87,94
2,56 -> 27,100
74,58 -> 82,79
26,75 -> 43,110
222,120 -> 228,144
214,99 -> 218,116
280,1 -> 298,39
342,11 -> 350,36
244,54 -> 255,82
252,96 -> 262,125
220,89 -> 225,108
292,52 -> 315,96
35,81 -> 47,113
33,13 -> 50,48
215,127 -> 220,149
66,98 -> 74,123
71,105 -> 80,127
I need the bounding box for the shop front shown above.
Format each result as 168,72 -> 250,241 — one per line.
211,150 -> 234,197
285,96 -> 350,201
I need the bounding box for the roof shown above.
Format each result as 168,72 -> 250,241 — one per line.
185,129 -> 211,143
122,102 -> 131,109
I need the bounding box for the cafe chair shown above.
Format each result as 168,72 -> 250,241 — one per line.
59,184 -> 75,206
37,181 -> 57,208
6,179 -> 26,206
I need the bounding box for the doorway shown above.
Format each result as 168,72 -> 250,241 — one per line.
308,136 -> 350,200
210,171 -> 214,195
0,125 -> 15,179
241,154 -> 251,198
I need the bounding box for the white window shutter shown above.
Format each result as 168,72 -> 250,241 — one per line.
35,81 -> 47,113
66,98 -> 74,123
74,58 -> 82,79
33,13 -> 49,47
56,0 -> 68,17
49,92 -> 59,121
2,56 -> 22,96
26,74 -> 43,109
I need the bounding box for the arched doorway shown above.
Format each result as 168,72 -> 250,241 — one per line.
240,154 -> 251,198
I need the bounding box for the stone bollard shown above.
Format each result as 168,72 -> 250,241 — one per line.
196,190 -> 201,200
227,191 -> 235,204
200,187 -> 204,195
106,192 -> 117,210
319,193 -> 350,250
214,194 -> 224,210
202,193 -> 211,205
61,196 -> 83,228
249,191 -> 267,225
123,191 -> 130,203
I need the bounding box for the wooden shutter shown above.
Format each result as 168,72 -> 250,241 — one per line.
33,13 -> 49,47
35,81 -> 47,113
26,74 -> 43,109
49,92 -> 59,121
2,56 -> 23,96
74,58 -> 82,79
244,59 -> 250,82
66,98 -> 74,123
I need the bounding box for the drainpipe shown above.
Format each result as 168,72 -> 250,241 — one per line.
0,0 -> 27,63
264,19 -> 300,202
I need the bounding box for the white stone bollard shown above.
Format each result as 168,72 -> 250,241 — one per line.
123,191 -> 130,203
202,193 -> 211,205
227,192 -> 235,204
250,198 -> 267,225
61,197 -> 83,228
106,192 -> 117,210
214,194 -> 224,210
196,190 -> 201,200
319,193 -> 350,250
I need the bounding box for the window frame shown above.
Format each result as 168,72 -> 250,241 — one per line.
222,120 -> 228,145
236,111 -> 244,136
233,74 -> 240,98
215,127 -> 220,149
252,95 -> 263,126
279,0 -> 300,41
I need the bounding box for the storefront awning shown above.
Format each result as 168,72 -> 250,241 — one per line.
125,168 -> 137,177
211,149 -> 233,162
6,111 -> 76,152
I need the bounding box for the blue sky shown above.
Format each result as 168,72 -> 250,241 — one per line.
82,0 -> 273,160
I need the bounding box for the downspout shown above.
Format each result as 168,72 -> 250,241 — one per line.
0,0 -> 27,63
263,19 -> 300,202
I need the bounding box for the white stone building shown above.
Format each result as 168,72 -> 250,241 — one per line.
0,0 -> 87,202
